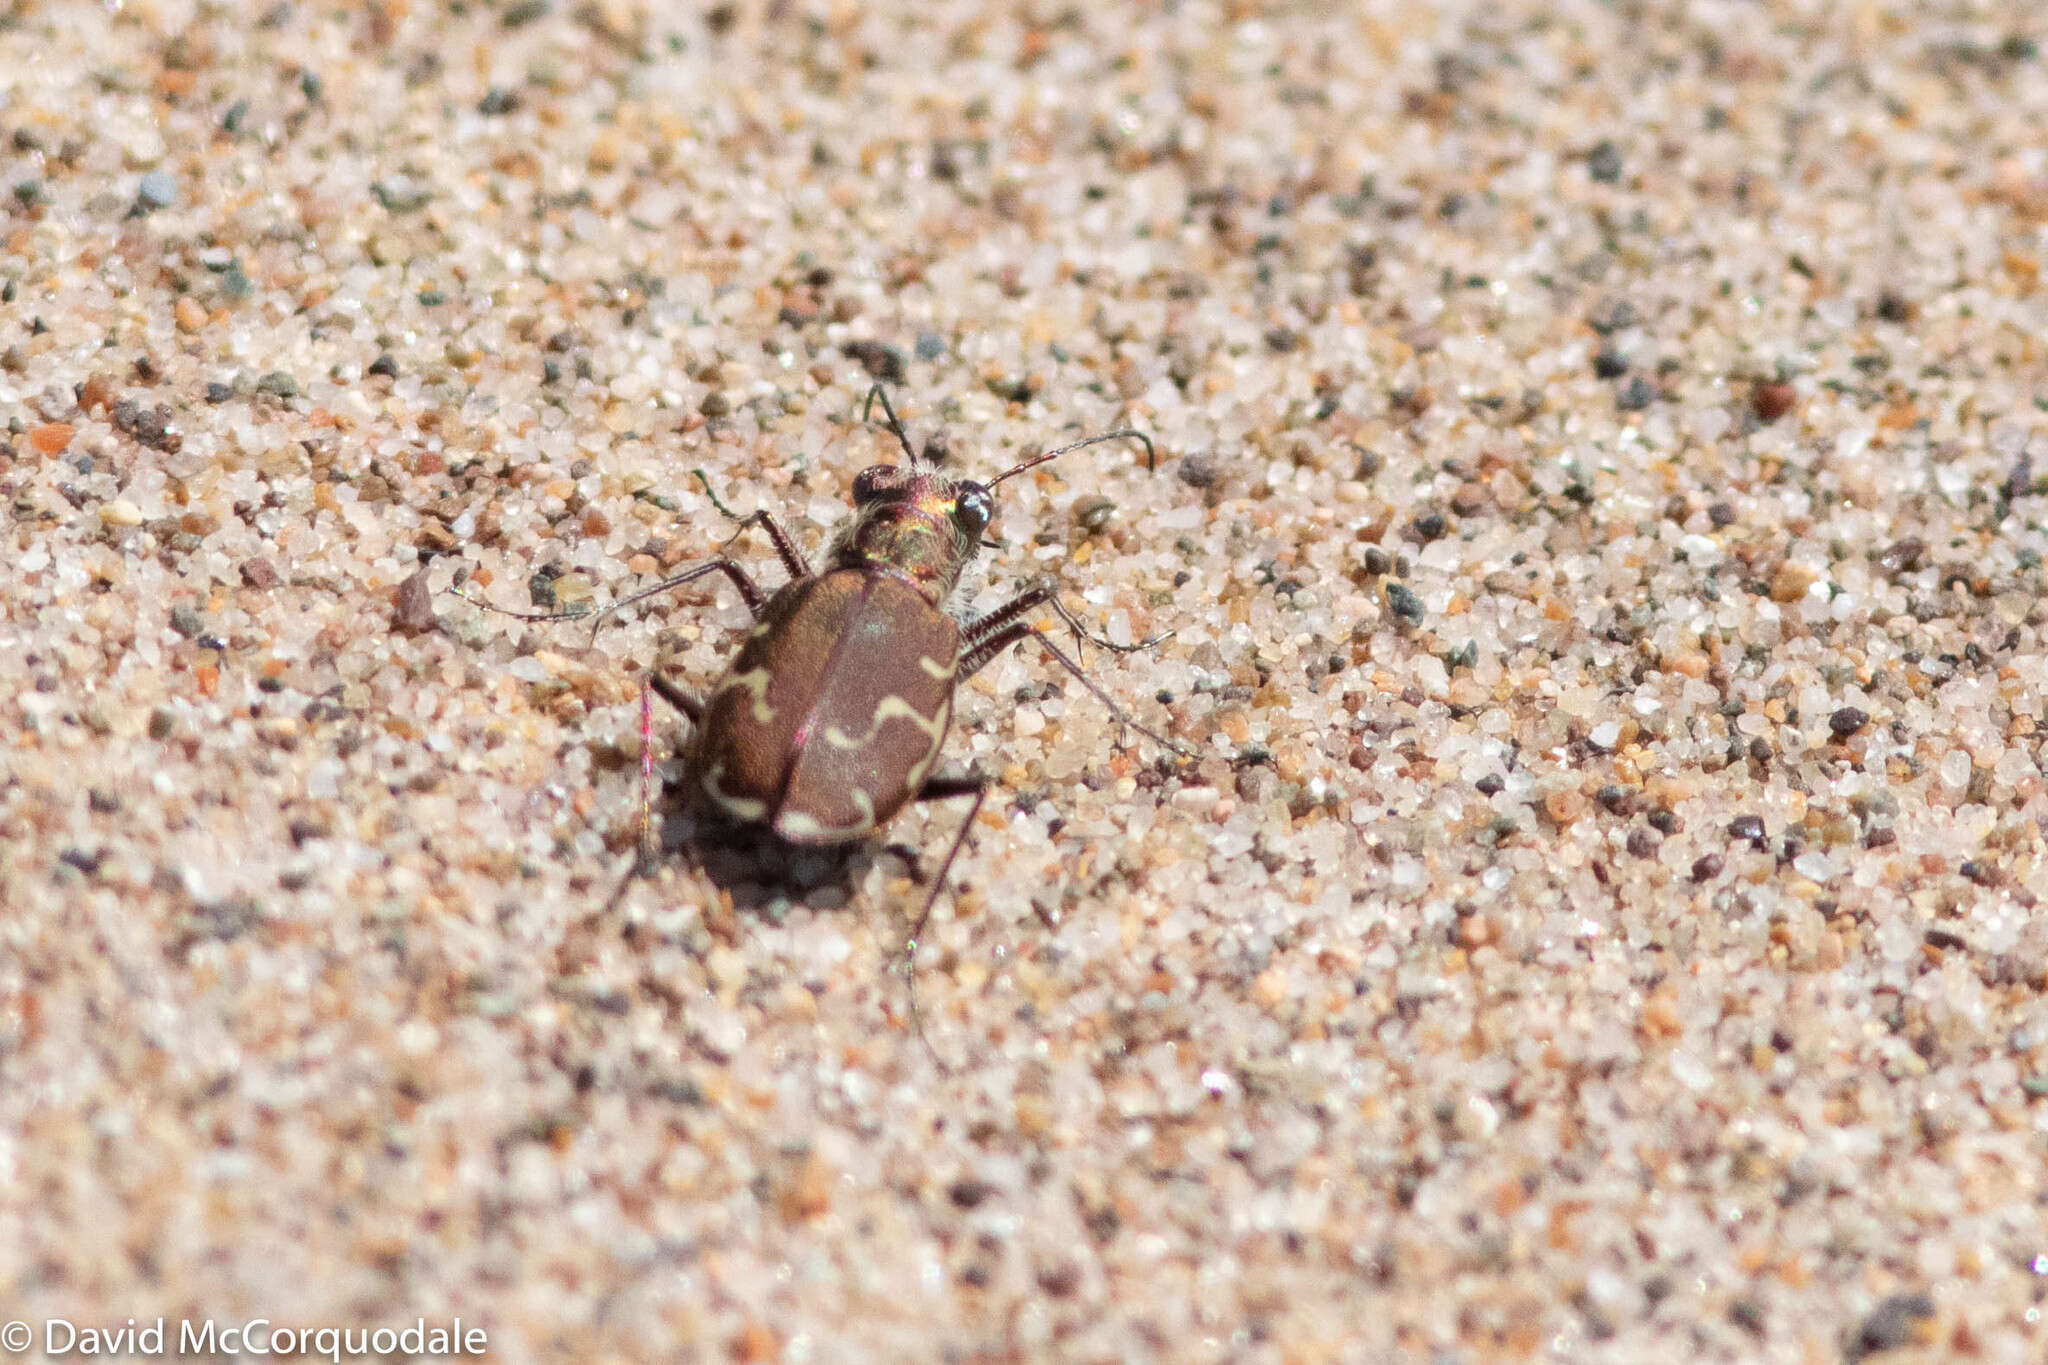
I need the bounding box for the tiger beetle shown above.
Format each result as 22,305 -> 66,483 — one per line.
459,384 -> 1185,1060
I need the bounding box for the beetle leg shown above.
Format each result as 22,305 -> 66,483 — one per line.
648,673 -> 704,726
960,582 -> 1171,668
449,556 -> 771,627
899,772 -> 990,1075
638,680 -> 656,864
960,611 -> 1189,757
691,469 -> 812,581
606,556 -> 774,621
958,582 -> 1062,664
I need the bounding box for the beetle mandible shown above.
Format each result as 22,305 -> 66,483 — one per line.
467,384 -> 1182,972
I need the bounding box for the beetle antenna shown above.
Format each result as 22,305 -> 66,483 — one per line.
988,429 -> 1156,488
859,382 -> 919,464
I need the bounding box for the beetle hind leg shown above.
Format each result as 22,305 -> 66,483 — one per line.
897,772 -> 992,1075
649,673 -> 704,726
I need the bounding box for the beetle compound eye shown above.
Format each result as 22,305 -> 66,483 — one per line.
955,485 -> 994,532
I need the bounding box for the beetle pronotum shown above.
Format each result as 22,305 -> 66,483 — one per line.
462,385 -> 1184,1055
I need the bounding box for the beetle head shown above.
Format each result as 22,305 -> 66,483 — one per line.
839,383 -> 1156,603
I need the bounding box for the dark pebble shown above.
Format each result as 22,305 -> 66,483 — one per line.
1071,495 -> 1116,532
1587,139 -> 1623,183
1727,1297 -> 1766,1338
1384,582 -> 1425,624
367,352 -> 398,378
1475,773 -> 1504,796
1878,537 -> 1925,575
255,370 -> 300,400
1751,381 -> 1797,422
371,178 -> 432,214
1409,512 -> 1447,543
169,604 -> 208,639
1592,348 -> 1628,379
392,566 -> 438,634
914,331 -> 947,361
240,557 -> 281,590
1036,1262 -> 1081,1298
1177,451 -> 1220,488
1691,853 -> 1724,882
1728,814 -> 1766,844
1616,375 -> 1655,411
1846,1293 -> 1934,1362
1626,828 -> 1660,859
59,847 -> 104,875
843,339 -> 906,383
205,381 -> 235,404
1829,706 -> 1869,738
111,398 -> 180,452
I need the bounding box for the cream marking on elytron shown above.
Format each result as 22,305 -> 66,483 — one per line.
917,655 -> 954,680
718,666 -> 777,725
699,763 -> 769,821
777,788 -> 878,841
820,694 -> 950,752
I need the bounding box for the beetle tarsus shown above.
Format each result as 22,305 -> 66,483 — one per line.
1045,593 -> 1175,656
691,469 -> 813,581
442,583 -> 598,623
690,466 -> 748,521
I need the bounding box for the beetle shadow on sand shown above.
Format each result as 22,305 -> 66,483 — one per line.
619,785 -> 926,931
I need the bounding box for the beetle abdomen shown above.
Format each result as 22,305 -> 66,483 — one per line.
684,570 -> 960,844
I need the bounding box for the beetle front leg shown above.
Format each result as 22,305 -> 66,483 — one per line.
452,556 -> 773,625
692,469 -> 812,581
958,589 -> 1187,755
960,582 -> 1171,671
